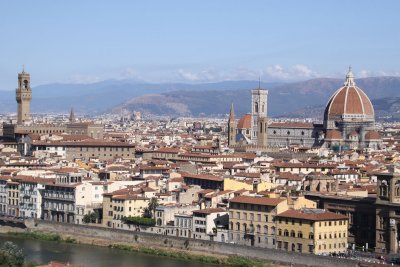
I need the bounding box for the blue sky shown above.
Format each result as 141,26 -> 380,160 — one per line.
0,0 -> 399,89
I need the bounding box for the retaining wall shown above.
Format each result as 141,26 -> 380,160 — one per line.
29,220 -> 362,267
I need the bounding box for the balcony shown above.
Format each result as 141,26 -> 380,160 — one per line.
43,192 -> 74,201
44,206 -> 75,213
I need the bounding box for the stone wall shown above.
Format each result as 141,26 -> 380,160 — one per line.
30,220 -> 361,267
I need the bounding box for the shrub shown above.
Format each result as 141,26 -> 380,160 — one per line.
0,241 -> 24,267
122,216 -> 156,226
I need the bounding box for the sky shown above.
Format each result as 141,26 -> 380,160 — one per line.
0,0 -> 399,89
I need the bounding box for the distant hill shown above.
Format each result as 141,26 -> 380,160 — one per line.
1,77 -> 400,118
115,77 -> 400,117
0,80 -> 280,115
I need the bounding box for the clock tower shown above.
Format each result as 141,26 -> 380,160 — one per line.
16,67 -> 32,125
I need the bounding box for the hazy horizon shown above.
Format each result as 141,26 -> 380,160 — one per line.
1,1 -> 400,90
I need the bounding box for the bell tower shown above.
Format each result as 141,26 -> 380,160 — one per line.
251,87 -> 268,144
16,67 -> 32,125
228,103 -> 237,147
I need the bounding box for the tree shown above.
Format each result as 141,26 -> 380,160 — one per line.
82,211 -> 99,224
0,241 -> 24,267
122,216 -> 156,226
146,197 -> 159,218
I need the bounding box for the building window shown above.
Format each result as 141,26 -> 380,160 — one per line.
284,230 -> 289,237
297,231 -> 303,238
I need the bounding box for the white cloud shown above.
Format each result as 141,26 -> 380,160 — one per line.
357,69 -> 400,78
263,64 -> 318,80
177,69 -> 219,82
177,64 -> 319,82
118,68 -> 142,80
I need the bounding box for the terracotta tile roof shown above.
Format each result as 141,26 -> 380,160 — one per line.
193,208 -> 226,214
276,209 -> 348,221
325,130 -> 342,140
32,140 -> 134,147
155,148 -> 180,153
237,114 -> 251,129
276,172 -> 303,181
327,85 -> 374,117
365,131 -> 381,140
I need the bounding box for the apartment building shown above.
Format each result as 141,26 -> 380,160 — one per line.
229,196 -> 288,248
192,208 -> 228,241
275,209 -> 348,255
228,195 -> 316,248
102,187 -> 150,228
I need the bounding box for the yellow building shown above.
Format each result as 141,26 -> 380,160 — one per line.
102,188 -> 149,228
229,196 -> 288,248
275,209 -> 348,255
223,178 -> 273,193
228,195 -> 317,249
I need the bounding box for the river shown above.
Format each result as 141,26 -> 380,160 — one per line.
0,235 -> 215,267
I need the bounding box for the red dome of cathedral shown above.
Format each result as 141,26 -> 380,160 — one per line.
324,67 -> 374,121
237,114 -> 251,129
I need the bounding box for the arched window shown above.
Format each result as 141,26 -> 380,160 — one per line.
236,222 -> 240,231
395,181 -> 400,196
290,230 -> 295,237
278,228 -> 282,236
284,229 -> 289,237
255,102 -> 259,113
256,225 -> 261,233
271,227 -> 275,235
298,231 -> 303,238
264,225 -> 268,234
380,180 -> 388,197
309,233 -> 314,239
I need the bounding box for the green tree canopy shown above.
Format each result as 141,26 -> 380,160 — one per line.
0,241 -> 24,267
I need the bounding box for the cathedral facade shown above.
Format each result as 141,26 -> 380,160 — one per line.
228,67 -> 383,151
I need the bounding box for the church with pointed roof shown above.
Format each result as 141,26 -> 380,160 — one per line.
228,67 -> 383,151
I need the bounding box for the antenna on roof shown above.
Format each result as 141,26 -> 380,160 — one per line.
258,76 -> 261,89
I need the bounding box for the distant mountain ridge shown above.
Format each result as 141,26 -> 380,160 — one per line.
115,77 -> 400,117
0,80 -> 281,115
1,77 -> 400,118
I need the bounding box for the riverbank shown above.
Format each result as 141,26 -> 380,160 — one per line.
1,220 -> 364,267
3,230 -> 270,267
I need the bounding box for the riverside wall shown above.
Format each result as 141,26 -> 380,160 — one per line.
25,220 -> 363,267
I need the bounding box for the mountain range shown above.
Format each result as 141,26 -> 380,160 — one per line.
1,77 -> 400,119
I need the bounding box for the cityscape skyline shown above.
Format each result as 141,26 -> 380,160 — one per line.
1,0 -> 400,89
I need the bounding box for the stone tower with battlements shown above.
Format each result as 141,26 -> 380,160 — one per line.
16,67 -> 32,125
